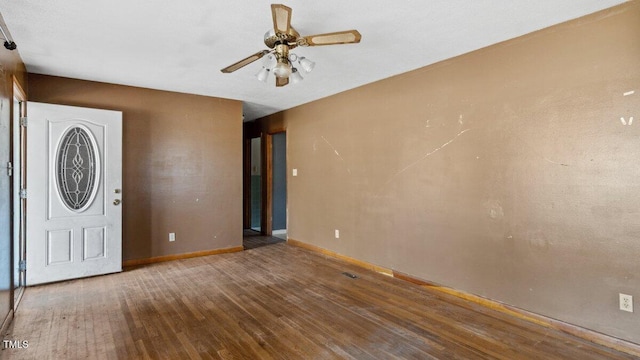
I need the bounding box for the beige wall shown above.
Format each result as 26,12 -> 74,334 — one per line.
28,74 -> 243,261
259,2 -> 640,344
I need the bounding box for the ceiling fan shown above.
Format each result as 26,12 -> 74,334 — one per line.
220,4 -> 362,87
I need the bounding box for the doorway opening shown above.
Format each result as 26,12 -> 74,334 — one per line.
271,132 -> 287,240
250,137 -> 261,232
242,122 -> 287,249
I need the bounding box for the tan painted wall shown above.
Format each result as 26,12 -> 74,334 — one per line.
260,2 -> 640,344
28,74 -> 243,262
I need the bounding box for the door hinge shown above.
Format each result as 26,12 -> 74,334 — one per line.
19,188 -> 26,199
20,116 -> 27,127
5,161 -> 11,176
19,260 -> 26,272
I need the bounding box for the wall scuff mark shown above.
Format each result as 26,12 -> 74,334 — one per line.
484,199 -> 505,220
543,157 -> 569,167
620,116 -> 633,126
382,128 -> 472,188
321,135 -> 351,174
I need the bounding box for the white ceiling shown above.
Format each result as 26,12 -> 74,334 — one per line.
0,0 -> 626,120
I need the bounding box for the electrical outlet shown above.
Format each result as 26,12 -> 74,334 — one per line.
335,229 -> 340,239
292,168 -> 298,176
169,232 -> 176,242
620,293 -> 633,313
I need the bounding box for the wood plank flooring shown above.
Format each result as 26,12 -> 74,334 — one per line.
2,238 -> 638,359
243,230 -> 285,250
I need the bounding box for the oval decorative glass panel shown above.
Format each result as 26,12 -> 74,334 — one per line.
56,126 -> 99,211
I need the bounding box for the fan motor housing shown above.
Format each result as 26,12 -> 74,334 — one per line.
264,28 -> 300,49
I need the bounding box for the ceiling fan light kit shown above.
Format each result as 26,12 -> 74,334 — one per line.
297,57 -> 315,73
290,68 -> 303,84
273,43 -> 292,78
273,60 -> 292,78
221,4 -> 361,87
255,67 -> 270,82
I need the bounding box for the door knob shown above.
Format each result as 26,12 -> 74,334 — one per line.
113,199 -> 121,205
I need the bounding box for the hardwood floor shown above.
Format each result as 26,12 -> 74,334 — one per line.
243,229 -> 285,250
2,240 -> 637,359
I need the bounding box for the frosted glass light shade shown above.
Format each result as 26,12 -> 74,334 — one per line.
256,67 -> 270,82
290,68 -> 303,84
298,57 -> 315,73
262,54 -> 275,68
273,61 -> 292,78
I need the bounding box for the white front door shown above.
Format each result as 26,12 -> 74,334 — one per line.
26,102 -> 122,285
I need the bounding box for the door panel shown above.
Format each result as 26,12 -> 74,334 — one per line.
83,226 -> 106,261
26,102 -> 122,285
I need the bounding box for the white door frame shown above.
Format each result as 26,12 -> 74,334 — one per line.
12,78 -> 26,307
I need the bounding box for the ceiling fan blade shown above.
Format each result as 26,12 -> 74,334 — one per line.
276,76 -> 289,87
303,30 -> 362,46
271,4 -> 292,35
220,50 -> 269,73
